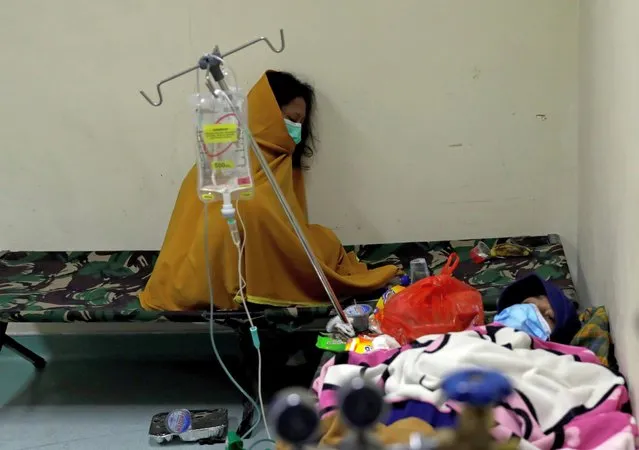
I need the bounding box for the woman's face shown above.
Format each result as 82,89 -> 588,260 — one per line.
523,295 -> 555,330
281,97 -> 306,124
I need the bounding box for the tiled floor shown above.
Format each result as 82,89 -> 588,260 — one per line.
0,333 -> 275,450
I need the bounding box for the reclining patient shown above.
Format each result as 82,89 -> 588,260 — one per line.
495,273 -> 582,344
140,71 -> 398,311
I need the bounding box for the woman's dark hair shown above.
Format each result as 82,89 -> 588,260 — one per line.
265,70 -> 316,169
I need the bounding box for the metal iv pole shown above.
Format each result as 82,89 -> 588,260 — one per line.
139,30 -> 349,324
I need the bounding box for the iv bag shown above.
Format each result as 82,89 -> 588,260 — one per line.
192,89 -> 254,203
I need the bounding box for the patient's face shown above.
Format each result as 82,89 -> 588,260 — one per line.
523,295 -> 555,330
281,97 -> 306,124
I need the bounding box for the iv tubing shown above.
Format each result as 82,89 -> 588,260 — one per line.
235,200 -> 251,326
203,203 -> 262,439
234,200 -> 272,440
199,56 -> 272,444
212,88 -> 349,324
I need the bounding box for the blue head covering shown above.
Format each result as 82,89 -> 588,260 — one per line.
497,274 -> 581,344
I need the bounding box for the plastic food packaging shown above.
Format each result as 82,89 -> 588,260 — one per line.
380,253 -> 484,345
316,334 -> 347,352
149,409 -> 228,444
492,241 -> 532,257
374,285 -> 406,318
372,334 -> 401,351
346,335 -> 375,354
409,257 -> 430,283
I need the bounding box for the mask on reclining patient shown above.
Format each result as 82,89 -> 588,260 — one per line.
494,303 -> 552,341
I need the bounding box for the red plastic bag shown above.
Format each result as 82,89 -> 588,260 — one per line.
380,253 -> 484,344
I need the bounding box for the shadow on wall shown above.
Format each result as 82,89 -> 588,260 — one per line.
306,90 -> 385,244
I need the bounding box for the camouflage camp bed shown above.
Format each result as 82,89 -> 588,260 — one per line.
0,234 -> 575,362
0,234 -> 575,437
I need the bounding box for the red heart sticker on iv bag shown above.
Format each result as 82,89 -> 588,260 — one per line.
202,113 -> 239,158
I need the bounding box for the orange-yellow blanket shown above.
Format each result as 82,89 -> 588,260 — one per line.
140,73 -> 397,311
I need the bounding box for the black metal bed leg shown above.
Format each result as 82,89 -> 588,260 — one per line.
0,322 -> 47,369
237,389 -> 257,439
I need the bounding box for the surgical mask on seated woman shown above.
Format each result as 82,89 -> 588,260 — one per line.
494,303 -> 552,341
284,119 -> 302,144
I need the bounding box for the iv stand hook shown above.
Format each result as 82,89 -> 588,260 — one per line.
139,29 -> 285,107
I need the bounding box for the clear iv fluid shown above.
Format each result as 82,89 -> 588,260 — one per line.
192,89 -> 253,202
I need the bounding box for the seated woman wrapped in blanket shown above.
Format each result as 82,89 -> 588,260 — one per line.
140,71 -> 398,311
300,276 -> 636,450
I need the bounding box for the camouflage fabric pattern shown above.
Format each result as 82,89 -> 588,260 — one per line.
0,251 -> 166,323
0,235 -> 575,324
348,234 -> 575,311
570,306 -> 617,371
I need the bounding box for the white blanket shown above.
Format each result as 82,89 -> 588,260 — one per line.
320,326 -> 634,449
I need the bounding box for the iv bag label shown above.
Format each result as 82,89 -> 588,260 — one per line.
211,160 -> 235,170
202,124 -> 238,144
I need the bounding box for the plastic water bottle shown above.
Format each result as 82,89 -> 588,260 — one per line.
165,409 -> 192,434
